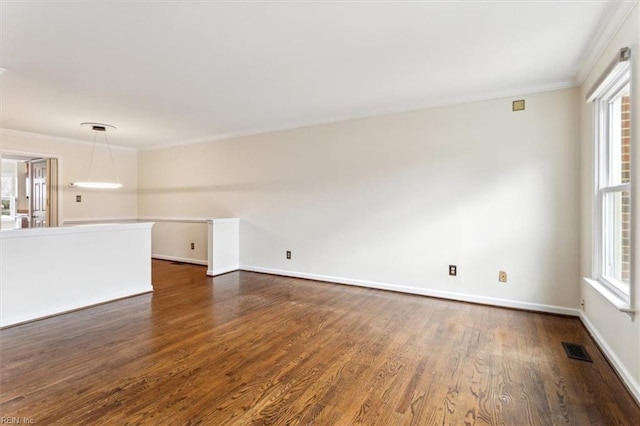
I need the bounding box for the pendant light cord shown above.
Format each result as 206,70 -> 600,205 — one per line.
103,131 -> 121,185
84,126 -> 121,185
85,129 -> 98,182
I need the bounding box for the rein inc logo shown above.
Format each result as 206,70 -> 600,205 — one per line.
0,418 -> 35,424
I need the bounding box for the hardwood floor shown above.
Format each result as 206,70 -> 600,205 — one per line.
1,260 -> 638,425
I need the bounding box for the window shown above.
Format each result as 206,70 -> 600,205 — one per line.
1,197 -> 16,218
1,161 -> 18,219
586,47 -> 634,311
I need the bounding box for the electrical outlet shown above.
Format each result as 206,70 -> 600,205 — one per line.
498,271 -> 507,283
286,251 -> 291,260
449,265 -> 457,276
580,299 -> 585,310
190,242 -> 195,250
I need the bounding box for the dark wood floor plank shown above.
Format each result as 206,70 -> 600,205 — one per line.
1,260 -> 639,424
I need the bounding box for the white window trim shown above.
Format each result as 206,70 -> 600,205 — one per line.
584,278 -> 634,313
584,46 -> 635,316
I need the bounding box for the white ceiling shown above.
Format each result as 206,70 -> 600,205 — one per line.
0,1 -> 633,149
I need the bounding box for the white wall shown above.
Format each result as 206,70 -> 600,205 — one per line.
0,129 -> 138,223
0,223 -> 153,327
139,87 -> 580,312
16,160 -> 28,212
579,3 -> 640,402
144,220 -> 208,264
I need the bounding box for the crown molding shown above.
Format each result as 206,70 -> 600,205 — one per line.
576,0 -> 638,84
140,79 -> 578,152
4,76 -> 579,154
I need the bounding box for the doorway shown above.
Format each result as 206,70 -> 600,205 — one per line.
1,154 -> 59,229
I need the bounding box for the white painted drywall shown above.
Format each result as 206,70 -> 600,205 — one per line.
16,160 -> 29,212
0,222 -> 153,327
207,218 -> 240,276
138,87 -> 581,312
579,3 -> 640,402
0,129 -> 138,224
143,220 -> 209,264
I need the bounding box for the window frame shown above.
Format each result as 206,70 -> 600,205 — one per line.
586,47 -> 634,314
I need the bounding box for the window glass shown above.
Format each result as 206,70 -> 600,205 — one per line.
1,174 -> 15,198
603,190 -> 631,289
608,88 -> 631,186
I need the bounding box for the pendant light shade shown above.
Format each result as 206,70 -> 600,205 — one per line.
69,181 -> 122,189
69,122 -> 122,189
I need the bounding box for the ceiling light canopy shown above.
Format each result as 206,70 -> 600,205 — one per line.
69,122 -> 122,189
80,122 -> 117,131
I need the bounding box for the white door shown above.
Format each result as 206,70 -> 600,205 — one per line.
31,160 -> 47,227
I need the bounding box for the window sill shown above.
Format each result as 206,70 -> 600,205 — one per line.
584,277 -> 635,316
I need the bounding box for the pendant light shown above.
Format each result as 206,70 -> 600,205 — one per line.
69,122 -> 122,189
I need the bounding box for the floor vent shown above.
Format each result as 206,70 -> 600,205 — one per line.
562,342 -> 593,362
170,261 -> 186,265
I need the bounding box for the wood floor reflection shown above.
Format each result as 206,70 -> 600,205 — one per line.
1,260 -> 638,424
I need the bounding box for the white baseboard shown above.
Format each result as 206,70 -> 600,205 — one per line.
579,312 -> 640,405
239,265 -> 580,317
152,254 -> 207,266
207,266 -> 240,277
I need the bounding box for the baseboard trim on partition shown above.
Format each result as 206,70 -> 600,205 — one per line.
239,265 -> 580,317
579,312 -> 640,405
152,254 -> 207,266
207,266 -> 240,277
